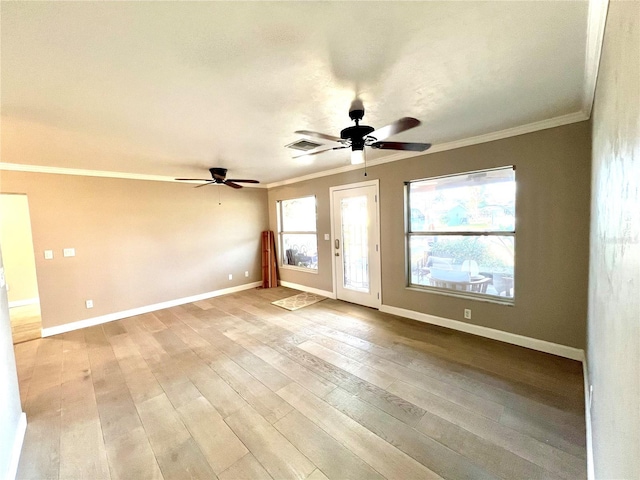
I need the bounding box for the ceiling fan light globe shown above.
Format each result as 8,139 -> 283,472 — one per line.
351,149 -> 365,165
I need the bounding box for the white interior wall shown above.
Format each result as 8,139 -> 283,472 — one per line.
588,1 -> 640,478
0,245 -> 27,480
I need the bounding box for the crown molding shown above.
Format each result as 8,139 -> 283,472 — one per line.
2,110 -> 588,190
582,0 -> 610,117
265,110 -> 589,189
423,111 -> 589,155
1,4 -> 606,193
264,0 -> 610,191
0,162 -> 176,182
0,163 -> 266,188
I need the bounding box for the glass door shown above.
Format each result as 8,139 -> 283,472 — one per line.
331,182 -> 380,309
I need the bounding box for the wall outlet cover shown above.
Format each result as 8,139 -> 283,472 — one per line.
44,250 -> 54,259
63,248 -> 76,257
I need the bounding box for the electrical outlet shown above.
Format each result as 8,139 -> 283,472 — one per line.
464,308 -> 472,319
245,271 -> 249,277
44,250 -> 54,260
86,299 -> 94,309
63,248 -> 76,257
228,274 -> 233,280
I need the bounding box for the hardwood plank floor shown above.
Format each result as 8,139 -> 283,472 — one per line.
14,286 -> 586,479
10,303 -> 42,344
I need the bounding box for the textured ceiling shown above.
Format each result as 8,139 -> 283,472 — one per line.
1,1 -> 589,184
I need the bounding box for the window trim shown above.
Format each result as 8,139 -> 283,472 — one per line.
276,195 -> 319,274
405,166 -> 516,304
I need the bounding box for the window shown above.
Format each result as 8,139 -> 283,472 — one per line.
407,167 -> 515,301
277,196 -> 318,272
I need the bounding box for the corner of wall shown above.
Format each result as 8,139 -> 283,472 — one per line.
5,413 -> 27,480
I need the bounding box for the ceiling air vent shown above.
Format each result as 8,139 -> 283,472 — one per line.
285,139 -> 324,151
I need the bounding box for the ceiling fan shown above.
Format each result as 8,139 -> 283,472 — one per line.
293,99 -> 431,165
175,168 -> 259,189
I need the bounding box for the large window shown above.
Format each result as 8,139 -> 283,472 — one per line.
277,196 -> 318,272
407,167 -> 515,301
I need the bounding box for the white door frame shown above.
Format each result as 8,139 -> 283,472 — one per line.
329,179 -> 381,309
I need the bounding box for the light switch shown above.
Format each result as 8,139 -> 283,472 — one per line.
44,250 -> 54,260
63,248 -> 76,257
324,234 -> 330,240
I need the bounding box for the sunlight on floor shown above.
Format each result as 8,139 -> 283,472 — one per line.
10,303 -> 41,344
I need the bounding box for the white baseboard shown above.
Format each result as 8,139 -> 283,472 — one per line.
41,282 -> 262,337
279,281 -> 336,299
582,352 -> 595,480
380,304 -> 584,361
8,298 -> 39,308
6,412 -> 27,480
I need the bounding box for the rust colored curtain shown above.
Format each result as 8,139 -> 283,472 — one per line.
261,231 -> 278,288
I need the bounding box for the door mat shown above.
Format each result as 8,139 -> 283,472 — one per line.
271,292 -> 326,311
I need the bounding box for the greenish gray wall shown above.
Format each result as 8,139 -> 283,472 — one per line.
588,1 -> 640,477
268,172 -> 365,293
270,121 -> 591,349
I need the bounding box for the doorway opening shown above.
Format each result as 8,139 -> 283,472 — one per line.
0,193 -> 42,344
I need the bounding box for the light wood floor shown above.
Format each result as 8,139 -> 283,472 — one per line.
14,287 -> 586,480
10,303 -> 42,344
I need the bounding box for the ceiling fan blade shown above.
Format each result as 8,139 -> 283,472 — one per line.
370,141 -> 431,152
226,179 -> 260,184
293,145 -> 349,159
224,181 -> 243,189
175,178 -> 213,182
295,130 -> 343,143
194,181 -> 216,188
368,117 -> 421,142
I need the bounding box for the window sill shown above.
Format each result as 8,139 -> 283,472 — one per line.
406,285 -> 515,306
280,265 -> 319,274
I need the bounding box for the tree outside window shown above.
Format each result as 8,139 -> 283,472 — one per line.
277,196 -> 318,271
407,167 -> 516,301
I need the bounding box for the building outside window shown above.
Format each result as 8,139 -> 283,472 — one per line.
407,166 -> 515,301
277,196 -> 318,272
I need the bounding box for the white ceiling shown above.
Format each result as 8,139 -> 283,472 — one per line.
1,1 -> 594,185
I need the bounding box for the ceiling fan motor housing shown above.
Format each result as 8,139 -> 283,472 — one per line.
341,125 -> 375,150
209,167 -> 228,182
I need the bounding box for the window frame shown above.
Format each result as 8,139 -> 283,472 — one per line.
405,166 -> 516,304
276,195 -> 319,274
